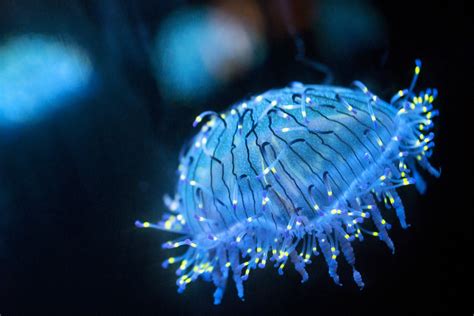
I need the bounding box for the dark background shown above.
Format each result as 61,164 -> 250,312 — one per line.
0,0 -> 471,315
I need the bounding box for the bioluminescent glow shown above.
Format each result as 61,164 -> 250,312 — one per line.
137,60 -> 440,304
0,35 -> 92,125
151,7 -> 265,103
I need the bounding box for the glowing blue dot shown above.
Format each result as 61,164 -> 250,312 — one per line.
151,7 -> 265,103
0,35 -> 92,126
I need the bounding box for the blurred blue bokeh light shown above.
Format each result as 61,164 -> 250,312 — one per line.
153,9 -> 213,101
0,35 -> 92,126
151,7 -> 265,103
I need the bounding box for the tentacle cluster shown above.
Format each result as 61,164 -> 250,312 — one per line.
136,60 -> 440,304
